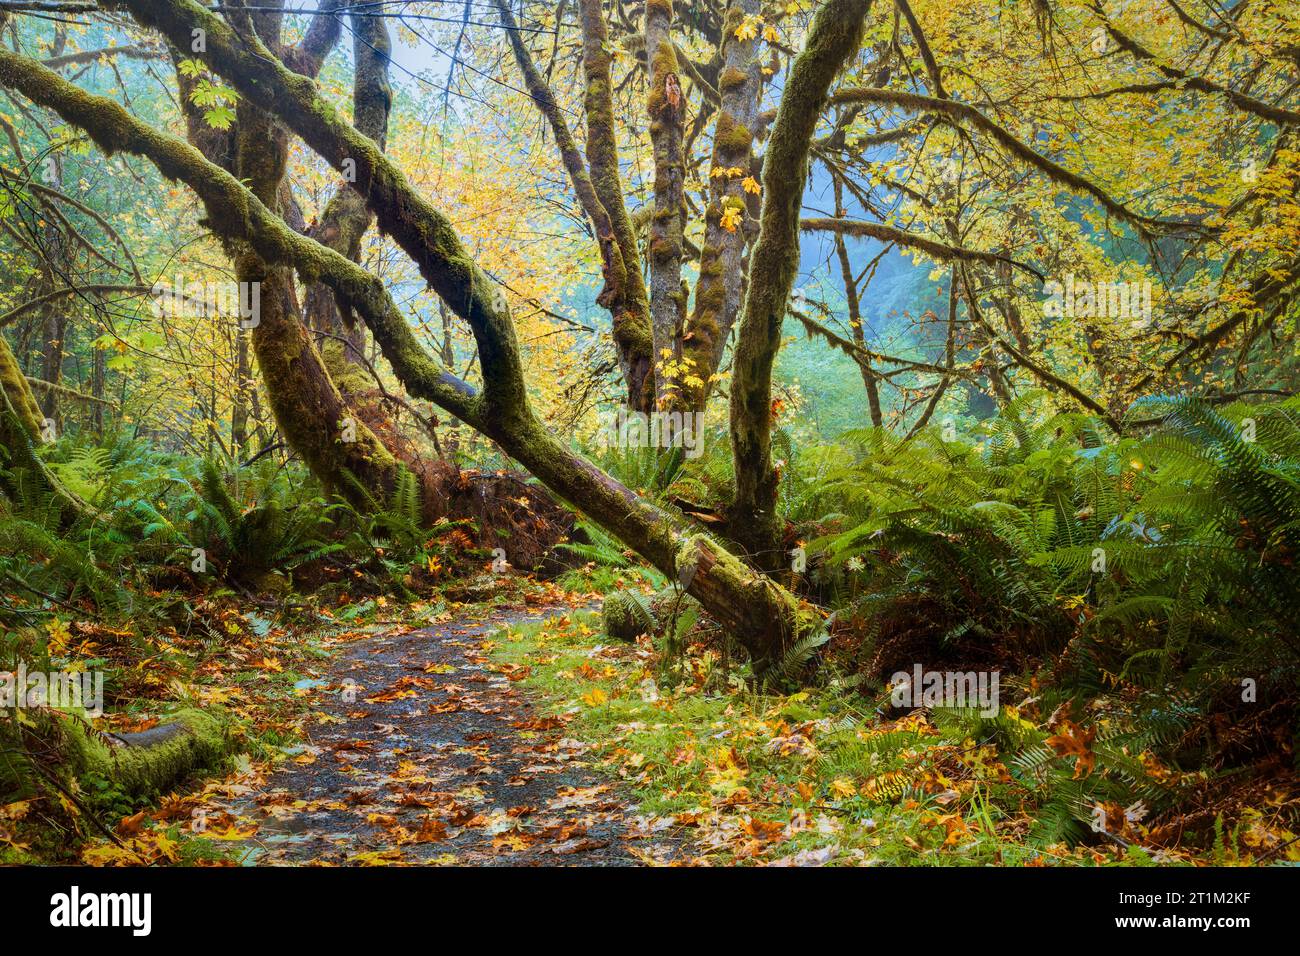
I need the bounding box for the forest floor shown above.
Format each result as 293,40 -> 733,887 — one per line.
58,574 -> 1295,867
72,588 -> 687,866
211,600 -> 676,866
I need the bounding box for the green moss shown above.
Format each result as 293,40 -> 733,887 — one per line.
695,283 -> 725,314
675,534 -> 816,668
321,339 -> 370,396
650,236 -> 682,263
61,708 -> 235,802
699,248 -> 725,278
720,68 -> 748,92
647,41 -> 679,116
0,335 -> 44,439
714,117 -> 753,156
602,590 -> 655,641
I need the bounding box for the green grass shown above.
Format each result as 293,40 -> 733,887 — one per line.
487,611 -> 1206,866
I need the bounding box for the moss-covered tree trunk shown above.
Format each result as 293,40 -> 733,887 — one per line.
679,0 -> 763,413
727,0 -> 873,566
225,12 -> 411,512
0,334 -> 46,440
230,324 -> 252,453
300,5 -> 391,367
0,332 -> 87,524
578,0 -> 654,412
645,0 -> 687,409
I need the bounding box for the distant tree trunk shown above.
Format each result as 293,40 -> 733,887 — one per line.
645,0 -> 687,409
231,324 -> 251,453
90,341 -> 105,435
438,301 -> 459,459
833,178 -> 882,427
960,266 -> 1014,409
38,309 -> 67,429
35,26 -> 71,433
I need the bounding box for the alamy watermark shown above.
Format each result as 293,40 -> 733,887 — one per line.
889,664 -> 1000,717
1,663 -> 104,717
1042,274 -> 1153,330
151,275 -> 260,329
50,886 -> 151,936
600,408 -> 706,459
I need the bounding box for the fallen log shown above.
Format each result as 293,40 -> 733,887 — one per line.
55,707 -> 235,801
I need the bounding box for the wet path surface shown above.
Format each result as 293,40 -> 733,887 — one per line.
213,604 -> 672,866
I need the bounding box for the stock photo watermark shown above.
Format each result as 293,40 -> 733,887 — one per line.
0,663 -> 104,717
600,408 -> 706,459
889,665 -> 1000,717
1042,274 -> 1153,330
49,886 -> 151,936
151,275 -> 260,329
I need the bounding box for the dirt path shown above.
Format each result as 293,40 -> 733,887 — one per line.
214,602 -> 674,866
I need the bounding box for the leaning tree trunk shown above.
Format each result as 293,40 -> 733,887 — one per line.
0,13 -> 818,668
188,10 -> 570,568
227,27 -> 409,512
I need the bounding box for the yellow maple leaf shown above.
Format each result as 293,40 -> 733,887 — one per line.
0,800 -> 34,822
141,828 -> 181,861
351,848 -> 405,866
46,618 -> 71,656
720,207 -> 744,232
742,176 -> 762,195
581,688 -> 608,706
81,842 -> 143,866
206,823 -> 258,840
735,14 -> 762,41
830,778 -> 857,799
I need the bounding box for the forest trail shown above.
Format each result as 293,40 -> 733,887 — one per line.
211,602 -> 670,866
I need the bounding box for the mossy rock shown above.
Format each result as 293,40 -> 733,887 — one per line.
249,570 -> 292,596
602,588 -> 701,642
601,591 -> 655,642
